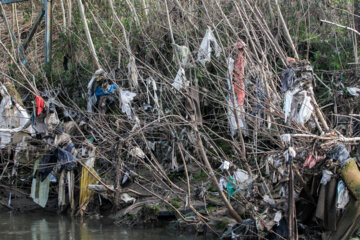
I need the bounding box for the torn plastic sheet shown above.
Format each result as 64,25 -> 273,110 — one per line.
35,95 -> 45,115
87,69 -> 105,112
197,26 -> 220,66
283,88 -> 312,125
280,134 -> 291,144
120,90 -> 136,120
175,44 -> 190,67
121,193 -> 136,204
347,87 -> 360,96
281,68 -> 296,92
263,194 -> 275,206
337,180 -> 349,209
31,160 -> 50,208
172,68 -> 189,90
94,84 -> 117,97
0,83 -> 33,148
226,57 -> 235,90
227,96 -> 248,136
129,147 -> 145,159
327,144 -> 350,167
283,87 -> 301,123
320,170 -> 333,185
79,165 -> 99,214
283,147 -> 296,163
127,55 -> 138,89
219,177 -> 227,191
219,161 -> 230,170
234,40 -> 246,105
295,93 -> 313,125
44,111 -> 60,132
274,211 -> 282,225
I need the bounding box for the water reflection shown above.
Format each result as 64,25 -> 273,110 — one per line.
0,211 -> 195,240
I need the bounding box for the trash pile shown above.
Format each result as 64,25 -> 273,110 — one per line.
1,1 -> 360,240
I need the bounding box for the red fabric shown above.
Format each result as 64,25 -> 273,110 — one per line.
233,41 -> 246,105
35,95 -> 45,115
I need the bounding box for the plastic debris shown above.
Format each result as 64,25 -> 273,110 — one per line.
175,44 -> 190,67
347,87 -> 360,96
233,40 -> 246,105
94,84 -> 117,97
79,147 -> 99,215
87,69 -> 105,112
120,90 -> 136,120
233,169 -> 249,183
31,160 -> 50,208
328,144 -> 350,167
219,177 -> 227,191
281,68 -> 296,92
320,170 -> 333,185
129,147 -> 146,159
219,161 -> 230,170
295,93 -> 313,125
303,151 -> 317,169
172,67 -> 189,90
280,134 -> 291,144
274,211 -> 282,225
35,95 -> 45,115
120,193 -> 136,204
0,82 -> 33,148
336,180 -> 349,209
263,194 -> 275,206
197,26 -> 220,65
127,55 -> 139,89
283,147 -> 296,162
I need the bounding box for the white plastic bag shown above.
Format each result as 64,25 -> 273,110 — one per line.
120,90 -> 137,120
295,93 -> 313,125
347,87 -> 360,96
219,161 -> 230,170
197,26 -> 221,66
336,180 -> 349,209
172,67 -> 189,90
175,44 -> 190,67
130,147 -> 145,159
227,97 -> 247,136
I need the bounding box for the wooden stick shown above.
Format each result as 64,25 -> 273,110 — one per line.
321,19 -> 360,36
274,0 -> 299,59
76,0 -> 101,69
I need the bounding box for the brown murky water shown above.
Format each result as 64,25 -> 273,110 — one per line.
0,210 -> 196,240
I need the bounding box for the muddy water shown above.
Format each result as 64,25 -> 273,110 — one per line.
0,211 -> 195,240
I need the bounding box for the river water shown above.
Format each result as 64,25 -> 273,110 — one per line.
0,210 -> 196,240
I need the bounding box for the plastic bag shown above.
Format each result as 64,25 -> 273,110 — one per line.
87,69 -> 105,112
219,161 -> 230,170
327,144 -> 350,167
283,90 -> 294,123
320,170 -> 333,185
295,94 -> 313,125
336,180 -> 349,209
347,87 -> 360,96
227,97 -> 247,136
129,147 -> 146,159
281,68 -> 296,92
197,26 -> 220,66
175,44 -> 190,67
120,90 -> 136,120
172,68 -> 189,90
